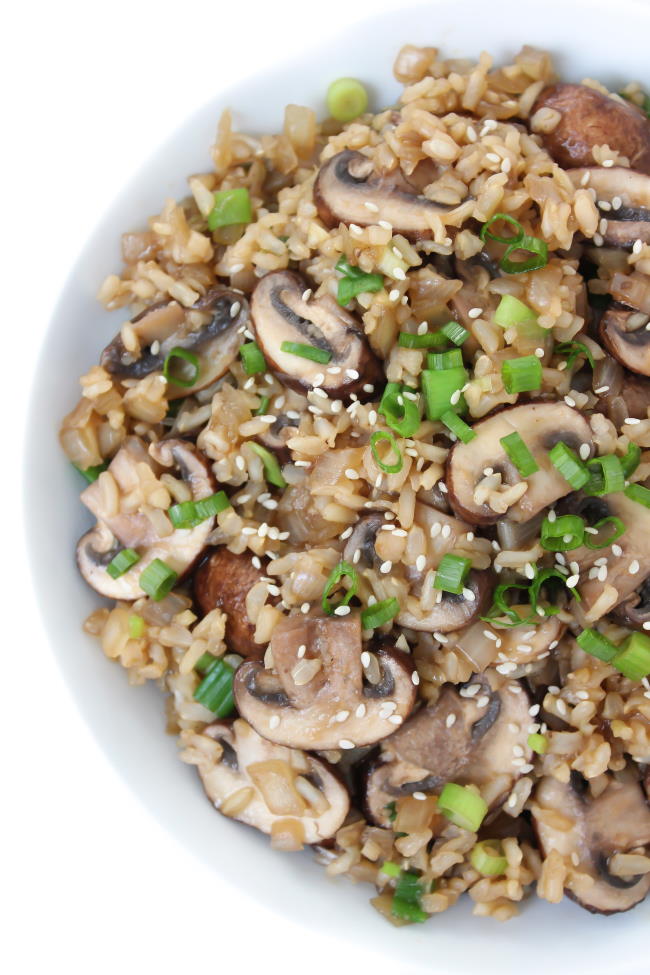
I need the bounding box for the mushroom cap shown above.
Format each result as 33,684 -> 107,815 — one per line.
532,773 -> 650,914
101,287 -> 247,398
194,548 -> 268,659
568,168 -> 650,248
611,576 -> 650,631
364,673 -> 532,826
76,437 -> 215,599
196,718 -> 349,845
397,569 -> 492,633
564,492 -> 650,623
532,84 -> 650,174
233,614 -> 417,750
313,149 -> 460,241
250,270 -> 382,400
446,402 -> 594,525
600,303 -> 650,377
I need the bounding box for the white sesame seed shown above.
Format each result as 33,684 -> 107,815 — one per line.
496,662 -> 518,675
512,757 -> 526,767
269,715 -> 280,730
346,368 -> 360,380
593,232 -> 604,246
445,712 -> 457,728
241,526 -> 256,536
415,554 -> 427,572
378,220 -> 392,231
519,763 -> 534,774
335,710 -> 350,722
513,744 -> 524,757
602,159 -> 614,168
534,347 -> 545,358
339,739 -> 355,749
450,389 -> 461,406
297,644 -> 307,659
345,468 -> 359,481
524,563 -> 535,581
230,301 -> 241,319
460,683 -> 480,697
566,574 -> 579,588
468,307 -> 483,319
389,289 -> 400,302
624,417 -> 641,425
579,443 -> 591,461
433,631 -> 449,644
388,715 -> 403,725
580,171 -> 591,187
363,383 -> 374,393
594,385 -> 610,395
379,560 -> 392,574
462,588 -> 475,601
633,239 -> 644,254
392,267 -> 406,281
612,543 -> 623,558
235,455 -> 246,471
629,560 -> 641,575
411,671 -> 420,686
529,704 -> 540,717
477,695 -> 490,708
412,791 -> 427,801
361,651 -> 371,667
441,524 -> 451,539
334,605 -> 352,617
301,602 -> 310,614
564,395 -> 576,408
364,200 -> 379,213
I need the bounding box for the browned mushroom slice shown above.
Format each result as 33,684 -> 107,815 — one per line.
250,270 -> 382,400
233,614 -> 417,750
314,149 -> 460,240
397,570 -> 492,634
101,287 -> 247,398
255,388 -> 307,463
532,84 -> 650,174
194,548 -> 268,659
446,402 -> 594,525
568,168 -> 650,248
192,718 -> 349,848
563,492 -> 650,623
611,577 -> 650,631
531,772 -> 650,914
600,303 -> 650,376
364,674 -> 531,827
77,436 -> 215,599
594,356 -> 650,424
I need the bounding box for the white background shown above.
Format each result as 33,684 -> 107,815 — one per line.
4,2 -> 426,973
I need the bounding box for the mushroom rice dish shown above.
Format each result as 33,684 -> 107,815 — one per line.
60,43 -> 650,923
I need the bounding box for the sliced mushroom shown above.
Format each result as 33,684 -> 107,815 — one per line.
255,387 -> 307,463
454,615 -> 564,676
364,673 -> 531,826
77,436 -> 214,599
397,570 -> 492,634
532,84 -> 650,174
611,576 -> 650,631
233,614 -> 417,750
568,168 -> 650,248
313,149 -> 460,240
195,718 -> 349,847
446,402 -> 594,525
594,357 -> 650,424
532,772 -> 650,914
194,548 -> 267,658
250,271 -> 382,400
563,492 -> 650,622
600,302 -> 650,377
101,287 -> 247,398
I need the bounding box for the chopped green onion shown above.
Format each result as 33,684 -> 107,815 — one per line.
326,77 -> 369,122
470,841 -> 508,876
624,482 -> 650,508
421,367 -> 467,421
73,462 -> 108,483
128,614 -> 145,639
106,547 -> 141,579
378,382 -> 421,437
195,652 -> 219,676
139,558 -> 178,601
370,431 -> 403,473
501,355 -> 542,394
438,783 -> 487,832
621,442 -> 642,478
207,187 -> 252,231
240,341 -> 266,375
322,561 -> 359,615
441,410 -> 475,443
576,628 -> 618,663
193,657 -> 235,716
384,801 -> 397,822
391,899 -> 428,924
254,395 -> 270,416
529,566 -> 578,613
540,514 -> 585,552
612,632 -> 650,681
500,431 -> 539,477
527,733 -> 548,755
494,294 -> 538,330
380,861 -> 400,878
280,341 -> 331,364
398,331 -> 448,349
335,255 -> 383,306
248,442 -> 287,489
555,341 -> 595,370
168,491 -> 231,529
361,597 -> 400,631
163,346 -> 200,388
434,553 -> 471,595
549,441 -> 590,490
500,235 -> 548,274
584,454 -> 624,497
584,516 -> 625,550
194,491 -> 232,521
620,89 -> 650,118
427,349 -> 464,370
481,580 -> 535,627
480,213 -> 524,244
440,321 -> 469,346
390,870 -> 427,923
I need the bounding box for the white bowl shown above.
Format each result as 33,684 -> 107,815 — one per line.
24,1 -> 650,971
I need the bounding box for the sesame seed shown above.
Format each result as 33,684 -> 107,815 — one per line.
430,522 -> 442,537
267,584 -> 281,596
334,605 -> 351,616
594,385 -> 610,394
529,704 -> 540,716
364,200 -> 379,212
294,460 -> 310,467
477,695 -> 490,708
412,791 -> 427,801
301,602 -> 310,614
393,267 -> 406,281
513,744 -> 524,757
439,482 -> 448,493
564,395 -> 576,408
235,455 -> 246,471
312,372 -> 324,387
446,713 -> 457,728
416,554 -> 427,572
230,301 -> 241,318
301,289 -> 312,303
389,289 -> 400,302
496,662 -> 518,675
579,443 -> 590,461
379,560 -> 392,574
524,563 -> 535,580
360,651 -> 370,667
345,468 -> 360,480
269,715 -> 280,730
602,159 -> 614,168
339,739 -> 355,749
355,703 -> 367,718
450,389 -> 461,406
593,232 -> 604,246
378,220 -> 392,231
297,644 -> 306,658
352,549 -> 361,564
393,528 -> 408,537
629,560 -> 641,575
346,368 -> 360,380
433,631 -> 449,644
468,307 -> 483,319
633,239 -> 644,254
363,383 -> 374,394
624,417 -> 641,425
411,671 -> 420,685
580,171 -> 591,186
512,757 -> 526,767
534,347 -> 545,358
519,763 -> 534,774
460,683 -> 480,697
388,715 -> 403,725
441,524 -> 451,539
462,588 -> 475,601
241,526 -> 257,536
566,574 -> 579,588
335,710 -> 350,722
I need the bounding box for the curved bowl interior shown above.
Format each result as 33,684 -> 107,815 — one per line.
24,1 -> 650,971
